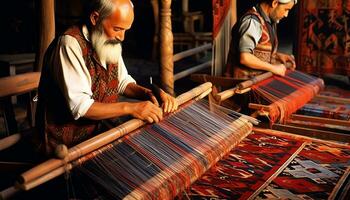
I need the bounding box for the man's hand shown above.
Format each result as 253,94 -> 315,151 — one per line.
131,101 -> 163,123
159,90 -> 178,113
271,64 -> 287,76
276,53 -> 296,70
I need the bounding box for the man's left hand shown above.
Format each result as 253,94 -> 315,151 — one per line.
277,53 -> 296,70
158,90 -> 178,113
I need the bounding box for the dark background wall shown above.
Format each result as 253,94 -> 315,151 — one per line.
0,0 -> 297,57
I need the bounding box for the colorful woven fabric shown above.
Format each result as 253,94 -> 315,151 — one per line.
298,99 -> 350,120
297,0 -> 350,76
251,70 -> 324,123
76,100 -> 252,199
298,85 -> 350,120
184,128 -> 350,199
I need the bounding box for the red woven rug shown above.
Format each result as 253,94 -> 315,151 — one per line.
181,128 -> 350,199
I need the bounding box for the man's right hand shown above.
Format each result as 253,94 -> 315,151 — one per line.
271,64 -> 287,76
131,101 -> 163,123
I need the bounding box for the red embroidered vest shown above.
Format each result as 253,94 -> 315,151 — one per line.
36,26 -> 120,154
225,7 -> 278,79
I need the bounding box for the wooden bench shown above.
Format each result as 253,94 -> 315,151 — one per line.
0,72 -> 41,136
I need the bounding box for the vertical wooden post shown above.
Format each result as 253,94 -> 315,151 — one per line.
181,0 -> 188,13
34,0 -> 55,72
231,0 -> 237,28
160,0 -> 174,95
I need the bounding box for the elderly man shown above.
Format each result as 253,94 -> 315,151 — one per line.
225,0 -> 297,79
35,0 -> 178,155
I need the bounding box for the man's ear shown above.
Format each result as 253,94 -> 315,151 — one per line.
272,0 -> 279,8
90,11 -> 100,26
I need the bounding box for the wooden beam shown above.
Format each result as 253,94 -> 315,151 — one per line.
173,43 -> 211,62
34,0 -> 55,72
160,0 -> 174,95
315,94 -> 350,104
0,72 -> 40,98
174,61 -> 211,81
291,114 -> 350,127
190,74 -> 241,87
249,103 -> 271,112
272,124 -> 350,143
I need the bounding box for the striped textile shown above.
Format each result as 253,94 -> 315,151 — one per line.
76,100 -> 252,199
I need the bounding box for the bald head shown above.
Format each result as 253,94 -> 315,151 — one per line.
87,0 -> 134,42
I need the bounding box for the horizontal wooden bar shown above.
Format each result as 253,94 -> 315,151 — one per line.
174,61 -> 211,81
190,74 -> 242,88
173,43 -> 212,62
0,72 -> 40,98
291,114 -> 350,127
315,94 -> 350,104
248,103 -> 271,112
272,123 -> 350,143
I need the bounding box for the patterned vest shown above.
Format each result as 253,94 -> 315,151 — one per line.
225,7 -> 278,79
36,26 -> 120,154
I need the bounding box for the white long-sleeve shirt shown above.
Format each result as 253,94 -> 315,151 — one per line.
49,25 -> 135,120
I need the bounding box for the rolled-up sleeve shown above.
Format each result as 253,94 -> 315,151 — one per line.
117,56 -> 136,94
238,16 -> 262,53
54,35 -> 94,120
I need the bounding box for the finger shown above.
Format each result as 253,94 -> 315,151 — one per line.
292,61 -> 296,70
173,101 -> 178,111
153,106 -> 163,121
150,112 -> 162,123
168,99 -> 174,113
166,99 -> 174,113
150,95 -> 159,107
170,98 -> 177,112
146,116 -> 154,123
150,113 -> 159,123
163,99 -> 169,113
173,100 -> 178,111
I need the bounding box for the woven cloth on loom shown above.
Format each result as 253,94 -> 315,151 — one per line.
74,99 -> 252,199
298,85 -> 350,120
251,70 -> 324,123
184,128 -> 350,199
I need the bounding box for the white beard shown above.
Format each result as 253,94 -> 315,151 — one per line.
91,29 -> 122,65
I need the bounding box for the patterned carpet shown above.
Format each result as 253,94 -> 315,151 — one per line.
182,128 -> 350,199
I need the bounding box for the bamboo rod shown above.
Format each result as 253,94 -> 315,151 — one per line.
216,86 -> 237,102
18,82 -> 212,190
213,72 -> 272,102
237,72 -> 272,90
0,133 -> 21,151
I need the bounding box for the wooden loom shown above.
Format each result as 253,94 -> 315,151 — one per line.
192,71 -> 350,143
0,82 -> 257,199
